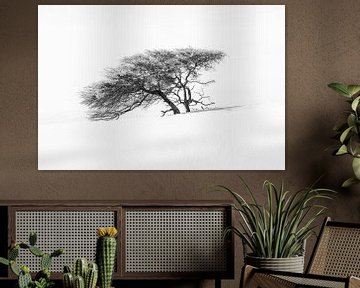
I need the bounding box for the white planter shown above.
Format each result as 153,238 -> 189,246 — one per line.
245,254 -> 305,273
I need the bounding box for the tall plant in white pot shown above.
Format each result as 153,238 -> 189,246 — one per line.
220,179 -> 334,273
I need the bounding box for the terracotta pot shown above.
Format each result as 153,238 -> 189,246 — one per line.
245,254 -> 304,273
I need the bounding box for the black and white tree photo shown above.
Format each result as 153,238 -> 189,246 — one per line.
81,48 -> 226,120
38,5 -> 285,170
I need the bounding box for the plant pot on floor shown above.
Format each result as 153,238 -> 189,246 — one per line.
245,254 -> 304,273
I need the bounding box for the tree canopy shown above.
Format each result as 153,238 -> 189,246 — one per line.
81,48 -> 226,120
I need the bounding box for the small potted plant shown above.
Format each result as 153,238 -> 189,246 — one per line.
0,232 -> 64,288
62,258 -> 98,288
96,227 -> 118,288
219,178 -> 334,273
328,82 -> 360,187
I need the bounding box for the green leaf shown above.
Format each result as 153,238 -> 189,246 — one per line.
347,114 -> 356,128
336,144 -> 348,155
328,83 -> 350,97
0,257 -> 9,266
352,157 -> 360,179
342,177 -> 360,188
347,85 -> 360,97
349,135 -> 360,156
340,126 -> 353,143
10,261 -> 20,276
351,96 -> 360,111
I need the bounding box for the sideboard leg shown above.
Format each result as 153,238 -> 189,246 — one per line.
215,278 -> 221,288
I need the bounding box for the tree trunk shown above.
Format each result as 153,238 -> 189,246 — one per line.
183,101 -> 191,112
156,91 -> 180,114
184,87 -> 191,112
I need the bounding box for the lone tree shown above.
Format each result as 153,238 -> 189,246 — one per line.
81,48 -> 226,120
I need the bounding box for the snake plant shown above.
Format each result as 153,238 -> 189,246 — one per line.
328,83 -> 360,187
220,178 -> 334,258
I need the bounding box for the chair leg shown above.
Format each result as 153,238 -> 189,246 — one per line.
240,265 -> 255,288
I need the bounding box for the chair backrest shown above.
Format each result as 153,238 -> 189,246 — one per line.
307,217 -> 360,277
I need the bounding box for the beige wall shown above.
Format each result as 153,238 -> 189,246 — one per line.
1,0 -> 360,287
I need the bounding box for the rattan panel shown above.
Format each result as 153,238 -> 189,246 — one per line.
310,226 -> 360,277
15,211 -> 115,272
277,275 -> 345,288
125,210 -> 227,273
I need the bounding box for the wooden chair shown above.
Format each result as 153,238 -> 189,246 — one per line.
241,217 -> 360,288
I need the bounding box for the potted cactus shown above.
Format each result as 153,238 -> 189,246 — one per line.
96,227 -> 118,288
62,258 -> 98,288
0,232 -> 64,288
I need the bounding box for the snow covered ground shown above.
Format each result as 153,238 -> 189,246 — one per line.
38,104 -> 284,170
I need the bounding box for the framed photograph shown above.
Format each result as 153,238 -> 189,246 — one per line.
38,5 -> 285,170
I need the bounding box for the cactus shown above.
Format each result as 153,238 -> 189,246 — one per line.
74,275 -> 85,288
35,268 -> 51,282
64,265 -> 72,273
9,246 -> 19,260
51,248 -> 64,258
63,272 -> 74,288
29,232 -> 37,246
96,227 -> 118,288
74,258 -> 88,279
85,263 -> 98,288
0,232 -> 64,288
63,260 -> 98,288
18,270 -> 32,288
41,253 -> 52,270
29,245 -> 44,257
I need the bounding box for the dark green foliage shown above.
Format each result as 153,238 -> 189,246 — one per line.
329,83 -> 360,187
96,236 -> 116,288
19,243 -> 30,249
35,268 -> 50,281
32,278 -> 54,288
50,249 -> 63,258
29,233 -> 37,246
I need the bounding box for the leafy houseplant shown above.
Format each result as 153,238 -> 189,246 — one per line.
0,232 -> 63,288
220,179 -> 334,272
328,83 -> 360,187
